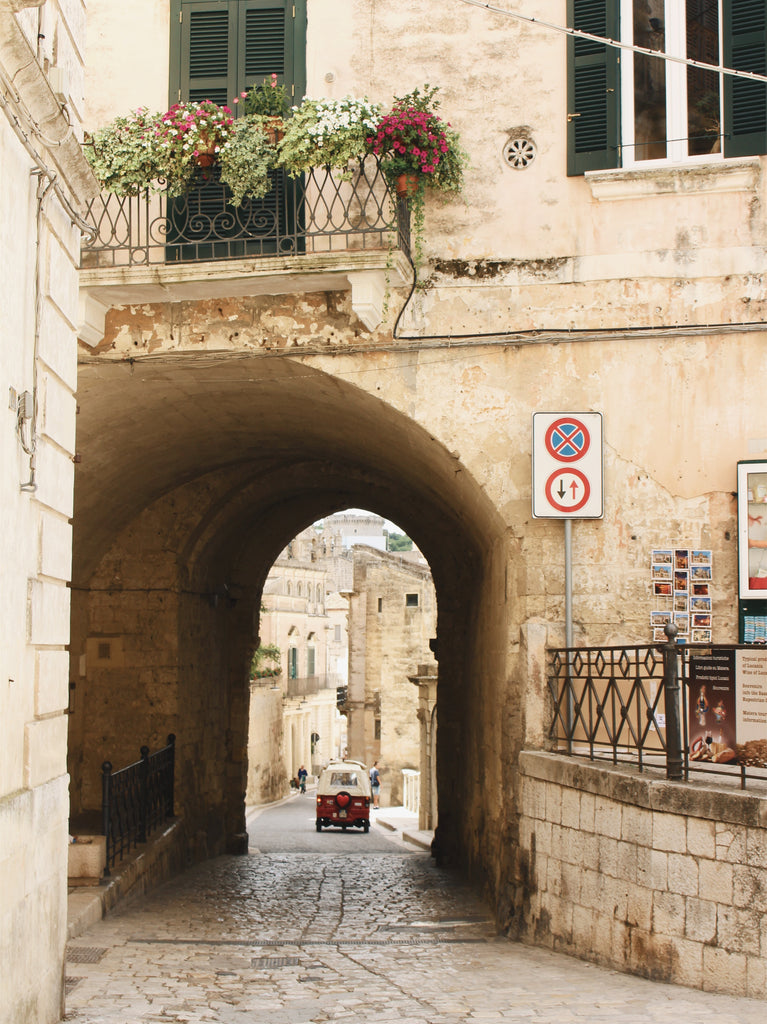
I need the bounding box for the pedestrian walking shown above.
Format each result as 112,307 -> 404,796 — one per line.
369,761 -> 380,808
297,765 -> 307,793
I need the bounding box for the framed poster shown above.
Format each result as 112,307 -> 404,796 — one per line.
737,461 -> 767,599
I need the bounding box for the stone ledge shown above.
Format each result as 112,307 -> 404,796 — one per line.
79,250 -> 412,340
67,818 -> 187,940
585,157 -> 761,201
518,750 -> 767,828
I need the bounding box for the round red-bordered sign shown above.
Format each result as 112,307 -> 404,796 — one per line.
544,417 -> 591,463
545,469 -> 591,513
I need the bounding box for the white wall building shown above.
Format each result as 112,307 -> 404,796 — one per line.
0,3 -> 97,1022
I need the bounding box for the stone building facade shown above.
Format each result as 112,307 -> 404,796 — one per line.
247,514 -> 426,806
346,546 -> 437,807
247,531 -> 347,802
66,0 -> 767,998
0,3 -> 98,1022
4,2 -> 767,1017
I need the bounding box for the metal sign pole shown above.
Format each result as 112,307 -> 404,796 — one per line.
532,412 -> 603,755
565,517 -> 573,649
565,517 -> 574,752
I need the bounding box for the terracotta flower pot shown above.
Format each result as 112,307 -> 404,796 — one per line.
395,172 -> 420,198
194,134 -> 218,167
262,116 -> 285,145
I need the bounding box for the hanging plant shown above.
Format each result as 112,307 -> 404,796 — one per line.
367,85 -> 467,281
242,73 -> 291,118
277,95 -> 382,178
218,115 -> 275,206
156,100 -> 235,194
84,107 -> 167,195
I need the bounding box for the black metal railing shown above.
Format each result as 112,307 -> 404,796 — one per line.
81,159 -> 409,268
101,734 -> 176,874
548,635 -> 767,788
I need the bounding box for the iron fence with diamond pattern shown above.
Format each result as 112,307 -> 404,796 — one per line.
548,642 -> 767,788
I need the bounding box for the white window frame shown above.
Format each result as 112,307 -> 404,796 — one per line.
620,0 -> 724,167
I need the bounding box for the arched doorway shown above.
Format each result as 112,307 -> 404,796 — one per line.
68,353 -> 511,886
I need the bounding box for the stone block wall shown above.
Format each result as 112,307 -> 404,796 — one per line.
1,3 -> 98,1020
346,548 -> 436,806
516,751 -> 767,999
246,686 -> 285,805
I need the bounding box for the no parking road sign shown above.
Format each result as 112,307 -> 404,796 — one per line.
532,413 -> 603,519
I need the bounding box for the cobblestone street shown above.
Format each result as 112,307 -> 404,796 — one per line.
63,801 -> 766,1024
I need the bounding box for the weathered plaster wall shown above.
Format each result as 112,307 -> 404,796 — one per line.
246,687 -> 285,805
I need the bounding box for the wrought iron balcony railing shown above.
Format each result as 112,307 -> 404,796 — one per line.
80,159 -> 409,269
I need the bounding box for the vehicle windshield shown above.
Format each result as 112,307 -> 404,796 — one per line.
329,771 -> 358,787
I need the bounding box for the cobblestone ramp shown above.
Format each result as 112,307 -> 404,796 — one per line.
65,852 -> 765,1023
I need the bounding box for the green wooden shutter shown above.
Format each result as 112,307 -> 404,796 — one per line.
172,1 -> 305,104
174,1 -> 237,106
723,0 -> 767,157
243,1 -> 306,102
567,0 -> 620,176
167,0 -> 306,260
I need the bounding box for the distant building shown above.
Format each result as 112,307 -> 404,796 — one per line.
248,514 -> 433,806
345,546 -> 437,807
321,511 -> 387,550
247,526 -> 349,803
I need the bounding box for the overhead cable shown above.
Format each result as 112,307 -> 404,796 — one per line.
455,0 -> 767,86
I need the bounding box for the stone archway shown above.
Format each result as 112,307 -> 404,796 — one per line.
69,352 -> 514,895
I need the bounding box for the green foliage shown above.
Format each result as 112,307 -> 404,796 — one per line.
366,85 -> 467,286
85,108 -> 167,196
156,100 -> 235,196
86,101 -> 236,197
277,95 -> 382,178
251,643 -> 282,678
218,116 -> 274,206
368,84 -> 467,195
386,532 -> 413,551
243,74 -> 290,118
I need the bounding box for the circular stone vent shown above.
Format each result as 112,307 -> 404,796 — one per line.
503,137 -> 536,169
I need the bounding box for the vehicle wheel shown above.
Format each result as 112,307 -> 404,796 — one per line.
363,821 -> 369,833
315,821 -> 322,832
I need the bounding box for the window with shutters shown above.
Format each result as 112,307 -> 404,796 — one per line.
168,0 -> 306,258
567,0 -> 767,174
170,0 -> 305,109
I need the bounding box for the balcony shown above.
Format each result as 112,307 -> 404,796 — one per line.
78,160 -> 413,340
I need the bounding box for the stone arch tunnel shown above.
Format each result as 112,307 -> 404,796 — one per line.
67,350 -> 515,895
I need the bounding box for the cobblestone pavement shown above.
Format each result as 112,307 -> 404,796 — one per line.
64,847 -> 766,1023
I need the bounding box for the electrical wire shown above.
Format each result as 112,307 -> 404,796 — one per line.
0,85 -> 96,241
0,62 -> 75,149
455,0 -> 767,86
390,1 -> 767,343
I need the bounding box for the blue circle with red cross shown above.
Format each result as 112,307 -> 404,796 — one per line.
544,418 -> 591,462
